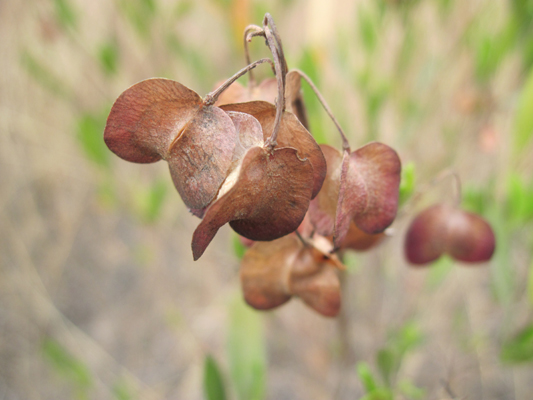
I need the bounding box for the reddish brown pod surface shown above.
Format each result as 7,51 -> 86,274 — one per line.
104,78 -> 240,211
405,204 -> 496,265
240,234 -> 342,317
308,143 -> 401,249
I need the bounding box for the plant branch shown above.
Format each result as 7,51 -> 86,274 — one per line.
293,69 -> 351,152
203,58 -> 273,106
243,25 -> 264,89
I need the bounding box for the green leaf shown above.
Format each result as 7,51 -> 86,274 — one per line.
528,258 -> 533,306
76,112 -> 110,169
42,339 -> 93,397
98,40 -> 120,76
398,379 -> 425,399
233,233 -> 247,260
20,50 -> 71,98
54,0 -> 78,30
513,65 -> 533,154
112,379 -> 136,400
376,348 -> 398,387
501,324 -> 533,364
399,162 -> 415,206
203,355 -> 227,400
357,362 -> 379,393
358,6 -> 379,54
132,179 -> 168,224
227,296 -> 266,400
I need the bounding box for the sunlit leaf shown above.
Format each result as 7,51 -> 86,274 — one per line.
513,65 -> 533,154
203,355 -> 227,400
227,296 -> 266,400
501,324 -> 533,364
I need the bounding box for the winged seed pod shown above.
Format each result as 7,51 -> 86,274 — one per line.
240,234 -> 342,317
308,143 -> 401,249
404,204 -> 496,265
104,78 -> 241,211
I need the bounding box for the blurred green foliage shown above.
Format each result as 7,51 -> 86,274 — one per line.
227,296 -> 266,400
42,338 -> 93,400
501,324 -> 533,363
203,355 -> 227,400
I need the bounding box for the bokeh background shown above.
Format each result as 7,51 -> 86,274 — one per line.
2,0 -> 533,399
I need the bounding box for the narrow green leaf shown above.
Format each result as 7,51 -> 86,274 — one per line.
54,0 -> 78,30
203,355 -> 227,400
501,324 -> 533,364
357,362 -> 379,393
76,112 -> 110,169
513,65 -> 533,154
98,40 -> 120,76
20,50 -> 71,98
227,295 -> 266,400
399,162 -> 415,206
233,233 -> 247,260
376,348 -> 398,387
42,339 -> 93,394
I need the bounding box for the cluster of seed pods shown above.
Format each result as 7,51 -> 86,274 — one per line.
104,14 -> 495,317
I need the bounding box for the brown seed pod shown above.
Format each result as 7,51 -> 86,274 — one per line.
220,101 -> 326,199
404,204 -> 496,265
104,78 -> 240,211
240,234 -> 342,317
308,143 -> 401,249
341,222 -> 385,251
191,146 -> 314,260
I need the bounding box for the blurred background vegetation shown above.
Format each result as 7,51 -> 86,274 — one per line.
2,0 -> 533,398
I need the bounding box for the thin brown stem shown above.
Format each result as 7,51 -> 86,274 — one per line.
203,58 -> 273,106
243,25 -> 264,89
293,69 -> 351,152
262,17 -> 287,149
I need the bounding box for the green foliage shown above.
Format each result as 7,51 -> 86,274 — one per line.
513,65 -> 533,154
118,0 -> 157,39
227,296 -> 266,400
358,6 -> 380,54
501,324 -> 533,363
398,162 -> 415,206
357,362 -> 393,400
112,379 -> 136,400
233,233 -> 247,260
203,355 -> 227,400
42,339 -> 93,399
54,0 -> 78,30
98,40 -> 120,76
132,179 -> 168,224
426,255 -> 454,288
20,50 -> 71,98
376,322 -> 424,387
77,112 -> 111,169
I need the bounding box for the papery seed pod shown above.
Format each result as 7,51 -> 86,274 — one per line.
308,143 -> 401,249
191,146 -> 314,260
404,204 -> 496,265
340,222 -> 385,251
220,101 -> 326,198
104,78 -> 241,211
240,234 -> 342,317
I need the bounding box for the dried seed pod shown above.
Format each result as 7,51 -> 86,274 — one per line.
405,204 -> 496,265
104,78 -> 240,211
341,222 -> 385,251
308,143 -> 401,249
220,101 -> 326,198
191,146 -> 314,260
240,234 -> 342,317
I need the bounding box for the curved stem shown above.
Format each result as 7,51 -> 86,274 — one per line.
203,58 -> 273,106
243,25 -> 264,89
293,69 -> 351,152
262,16 -> 287,149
